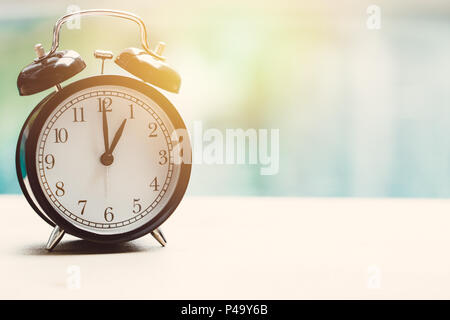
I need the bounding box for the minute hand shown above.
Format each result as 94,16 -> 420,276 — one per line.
108,119 -> 127,155
102,104 -> 109,153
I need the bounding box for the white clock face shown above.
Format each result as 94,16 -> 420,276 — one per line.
35,85 -> 182,235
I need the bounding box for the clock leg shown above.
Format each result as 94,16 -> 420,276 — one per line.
46,225 -> 65,251
151,228 -> 167,247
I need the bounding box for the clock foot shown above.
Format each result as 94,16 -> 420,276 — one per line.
46,225 -> 65,251
151,228 -> 167,247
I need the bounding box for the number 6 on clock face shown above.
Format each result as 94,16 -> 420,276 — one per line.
19,76 -> 191,243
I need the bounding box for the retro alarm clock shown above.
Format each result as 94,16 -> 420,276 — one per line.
16,9 -> 191,251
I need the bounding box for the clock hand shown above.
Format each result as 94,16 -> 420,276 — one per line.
100,104 -> 114,166
100,118 -> 126,166
108,118 -> 127,155
102,104 -> 109,153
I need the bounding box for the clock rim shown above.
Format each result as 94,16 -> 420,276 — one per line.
22,75 -> 191,243
16,91 -> 57,227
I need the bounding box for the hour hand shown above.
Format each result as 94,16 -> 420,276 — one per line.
108,119 -> 127,154
100,118 -> 126,166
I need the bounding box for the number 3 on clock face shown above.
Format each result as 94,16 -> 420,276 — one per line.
21,76 -> 191,242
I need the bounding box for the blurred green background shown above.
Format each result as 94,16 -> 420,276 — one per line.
0,0 -> 449,196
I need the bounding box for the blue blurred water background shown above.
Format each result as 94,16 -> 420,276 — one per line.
0,0 -> 449,197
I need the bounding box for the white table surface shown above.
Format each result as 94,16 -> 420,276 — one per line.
1,195 -> 450,299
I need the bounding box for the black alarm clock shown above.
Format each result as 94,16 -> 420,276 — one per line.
16,9 -> 191,251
